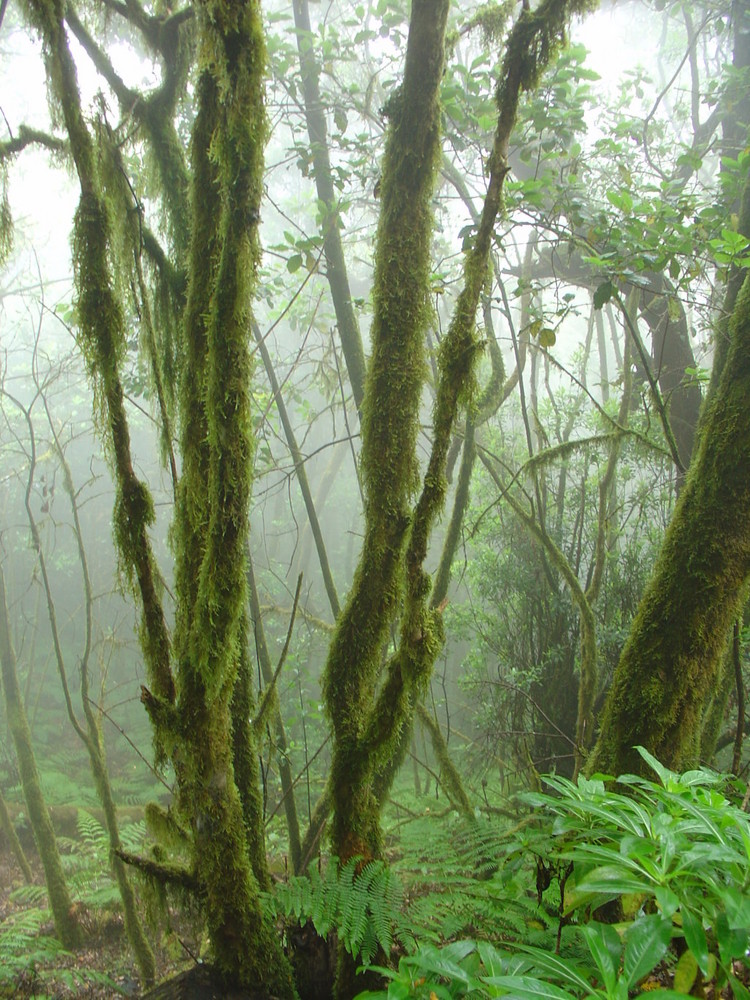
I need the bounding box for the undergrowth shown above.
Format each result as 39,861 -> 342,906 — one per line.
352,749 -> 750,998
266,855 -> 407,965
0,809 -> 145,997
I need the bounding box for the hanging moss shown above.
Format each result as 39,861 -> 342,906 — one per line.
63,3 -> 193,264
74,195 -> 174,708
0,173 -> 13,266
495,0 -> 597,140
21,0 -> 175,714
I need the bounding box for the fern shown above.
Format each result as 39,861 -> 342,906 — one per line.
0,908 -> 67,989
9,882 -> 48,907
268,857 -> 406,966
392,814 -> 556,951
77,808 -> 109,855
0,908 -> 123,995
119,818 -> 147,851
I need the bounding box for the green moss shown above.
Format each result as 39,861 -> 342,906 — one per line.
323,0 -> 452,871
589,268 -> 750,777
0,173 -> 13,266
230,629 -> 271,892
164,2 -> 295,992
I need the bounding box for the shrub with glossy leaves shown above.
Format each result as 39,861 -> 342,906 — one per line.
355,749 -> 750,998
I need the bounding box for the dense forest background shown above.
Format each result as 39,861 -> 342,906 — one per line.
0,0 -> 749,996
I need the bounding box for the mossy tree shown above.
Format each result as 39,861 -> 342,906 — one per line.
0,567 -> 82,950
1,383 -> 156,982
589,160 -> 750,778
16,0 -> 296,992
320,4 -> 596,989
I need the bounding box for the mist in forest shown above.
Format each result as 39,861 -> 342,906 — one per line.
0,0 -> 748,996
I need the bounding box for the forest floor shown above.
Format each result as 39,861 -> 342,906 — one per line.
3,826 -> 750,999
0,835 -> 193,999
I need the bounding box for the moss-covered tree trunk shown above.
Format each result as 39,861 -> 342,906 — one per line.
0,786 -> 33,883
322,3 -> 595,994
588,262 -> 750,777
150,2 -> 295,992
0,568 -> 81,949
21,0 -> 296,992
322,0 -> 452,871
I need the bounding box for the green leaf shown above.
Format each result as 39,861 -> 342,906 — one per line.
385,981 -> 410,1000
580,921 -> 621,993
593,280 -> 614,309
681,908 -> 709,975
287,253 -> 303,273
728,974 -> 750,1000
716,912 -> 748,965
633,746 -> 675,786
667,297 -> 682,321
509,946 -> 592,991
477,940 -> 505,978
623,915 -> 672,987
672,949 -> 698,994
572,864 -> 652,898
483,975 -> 580,1000
539,327 -> 556,348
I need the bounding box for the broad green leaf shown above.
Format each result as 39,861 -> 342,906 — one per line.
580,921 -> 621,993
477,940 -> 506,978
623,915 -> 671,987
442,939 -> 477,963
716,912 -> 748,966
539,327 -> 556,348
385,984 -> 409,1000
572,864 -> 652,898
672,949 -> 698,994
510,945 -> 592,991
634,746 -> 674,786
728,974 -> 750,1000
482,975 -> 580,1000
653,886 -> 679,918
593,280 -> 614,309
633,992 -> 702,999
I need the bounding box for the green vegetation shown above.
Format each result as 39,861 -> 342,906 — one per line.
354,751 -> 750,998
1,0 -> 749,997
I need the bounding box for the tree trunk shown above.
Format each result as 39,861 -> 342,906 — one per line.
0,568 -> 81,949
589,264 -> 750,777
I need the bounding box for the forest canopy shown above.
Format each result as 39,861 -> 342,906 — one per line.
0,0 -> 749,997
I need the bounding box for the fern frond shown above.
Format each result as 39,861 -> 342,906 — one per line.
267,856 -> 406,966
9,883 -> 47,907
77,809 -> 108,854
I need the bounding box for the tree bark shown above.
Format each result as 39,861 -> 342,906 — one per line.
589,264 -> 750,777
0,568 -> 82,949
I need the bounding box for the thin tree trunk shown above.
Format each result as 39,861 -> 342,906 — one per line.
247,554 -> 303,874
0,567 -> 81,949
291,0 -> 367,411
0,786 -> 33,883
